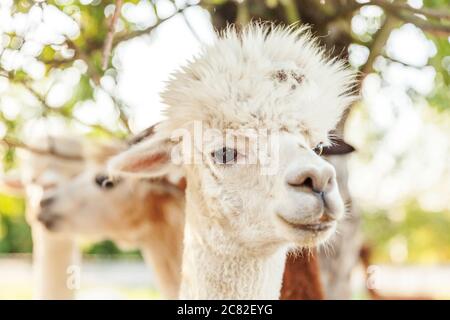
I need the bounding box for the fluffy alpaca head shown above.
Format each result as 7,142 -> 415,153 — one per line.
160,23 -> 356,143
15,136 -> 85,225
18,136 -> 85,188
109,24 -> 357,250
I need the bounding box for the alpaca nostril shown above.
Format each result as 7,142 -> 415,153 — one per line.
287,167 -> 335,193
40,196 -> 54,208
302,177 -> 314,190
326,176 -> 333,188
287,175 -> 314,191
102,179 -> 114,189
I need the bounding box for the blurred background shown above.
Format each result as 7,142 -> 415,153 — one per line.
0,0 -> 449,299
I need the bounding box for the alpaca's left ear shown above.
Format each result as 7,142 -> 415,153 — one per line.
322,139 -> 355,156
107,136 -> 175,178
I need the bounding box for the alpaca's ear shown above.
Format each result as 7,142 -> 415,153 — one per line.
0,174 -> 25,195
107,136 -> 175,178
83,139 -> 128,165
323,139 -> 355,156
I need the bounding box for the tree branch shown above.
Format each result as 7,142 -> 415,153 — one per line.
16,79 -> 117,137
370,0 -> 450,20
326,0 -> 365,22
110,95 -> 132,133
390,9 -> 450,35
369,0 -> 450,35
6,2 -> 201,141
67,39 -> 102,85
45,3 -> 198,71
65,40 -> 131,134
44,3 -> 199,75
169,0 -> 202,44
112,3 -> 198,46
21,81 -> 49,111
361,15 -> 400,75
102,0 -> 124,71
382,54 -> 423,68
1,136 -> 84,161
181,10 -> 202,43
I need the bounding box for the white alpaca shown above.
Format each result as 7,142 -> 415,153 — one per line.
16,136 -> 85,300
36,138 -> 185,299
108,24 -> 357,299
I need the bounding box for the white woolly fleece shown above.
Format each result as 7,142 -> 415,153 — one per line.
159,23 -> 358,145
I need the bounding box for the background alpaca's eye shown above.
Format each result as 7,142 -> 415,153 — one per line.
94,174 -> 116,189
211,147 -> 238,164
313,142 -> 324,156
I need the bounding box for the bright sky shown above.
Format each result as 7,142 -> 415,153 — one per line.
0,0 -> 449,212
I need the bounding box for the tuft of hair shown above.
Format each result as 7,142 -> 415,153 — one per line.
159,22 -> 358,145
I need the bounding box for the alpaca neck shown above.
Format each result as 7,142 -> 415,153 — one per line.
32,223 -> 80,300
139,239 -> 181,299
179,196 -> 288,299
137,195 -> 184,299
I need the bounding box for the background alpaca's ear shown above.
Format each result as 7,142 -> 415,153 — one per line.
83,139 -> 128,165
0,174 -> 25,196
107,136 -> 174,178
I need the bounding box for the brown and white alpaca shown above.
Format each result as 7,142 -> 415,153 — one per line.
281,139 -> 357,300
36,137 -> 185,299
16,136 -> 85,300
108,24 -> 357,299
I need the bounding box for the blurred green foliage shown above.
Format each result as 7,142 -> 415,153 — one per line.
363,202 -> 450,263
0,193 -> 30,253
0,191 -> 139,256
84,240 -> 140,258
429,36 -> 450,112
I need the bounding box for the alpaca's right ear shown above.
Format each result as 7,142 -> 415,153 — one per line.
107,136 -> 175,178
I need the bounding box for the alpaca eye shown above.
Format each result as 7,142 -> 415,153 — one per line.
94,174 -> 116,189
211,147 -> 238,164
313,142 -> 324,156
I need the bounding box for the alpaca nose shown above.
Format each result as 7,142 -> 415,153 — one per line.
40,196 -> 55,208
286,166 -> 335,194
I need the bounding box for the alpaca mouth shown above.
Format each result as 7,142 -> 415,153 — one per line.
37,212 -> 62,231
276,214 -> 335,232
